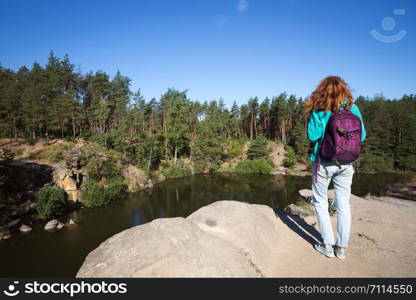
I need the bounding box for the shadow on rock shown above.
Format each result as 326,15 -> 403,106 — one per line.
275,209 -> 322,247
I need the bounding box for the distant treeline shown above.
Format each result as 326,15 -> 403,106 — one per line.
0,52 -> 415,173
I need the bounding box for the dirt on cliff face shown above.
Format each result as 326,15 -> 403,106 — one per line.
218,140 -> 307,173
0,138 -> 69,162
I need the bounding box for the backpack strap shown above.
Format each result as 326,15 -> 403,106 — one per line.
312,138 -> 323,183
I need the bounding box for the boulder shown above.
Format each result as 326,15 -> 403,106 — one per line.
53,162 -> 82,202
293,189 -> 338,217
299,189 -> 313,200
67,190 -> 79,202
60,177 -> 77,191
77,201 -> 281,278
285,203 -> 315,217
121,164 -> 148,192
53,162 -> 69,181
19,224 -> 32,232
386,182 -> 416,201
147,178 -> 154,189
65,156 -> 80,169
56,222 -> 65,230
59,177 -> 79,202
44,219 -> 59,230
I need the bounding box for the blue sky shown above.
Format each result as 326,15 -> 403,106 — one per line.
0,0 -> 415,107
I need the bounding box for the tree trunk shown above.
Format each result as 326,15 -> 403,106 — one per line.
189,134 -> 194,161
164,110 -> 168,160
250,114 -> 254,140
150,109 -> 154,136
147,147 -> 153,173
72,112 -> 76,137
61,118 -> 64,138
142,116 -> 145,136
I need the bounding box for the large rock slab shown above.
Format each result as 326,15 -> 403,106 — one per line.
77,201 -> 281,278
77,217 -> 259,277
187,201 -> 279,276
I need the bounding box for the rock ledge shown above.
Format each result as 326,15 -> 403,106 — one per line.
77,200 -> 280,278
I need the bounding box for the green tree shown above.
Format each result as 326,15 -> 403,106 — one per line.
247,136 -> 271,159
34,186 -> 67,220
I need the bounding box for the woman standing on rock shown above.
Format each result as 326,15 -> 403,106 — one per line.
306,76 -> 366,259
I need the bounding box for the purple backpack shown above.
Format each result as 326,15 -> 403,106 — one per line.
319,110 -> 362,164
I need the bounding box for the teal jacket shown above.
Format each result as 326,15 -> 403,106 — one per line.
307,103 -> 366,162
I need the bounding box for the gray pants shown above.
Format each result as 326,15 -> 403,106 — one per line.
312,161 -> 354,248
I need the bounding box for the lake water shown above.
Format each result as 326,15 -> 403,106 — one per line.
0,172 -> 412,277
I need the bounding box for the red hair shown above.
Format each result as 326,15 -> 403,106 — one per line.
305,76 -> 353,114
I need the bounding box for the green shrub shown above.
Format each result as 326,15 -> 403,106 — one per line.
80,129 -> 91,139
34,186 -> 67,220
360,155 -> 394,172
64,136 -> 76,143
247,137 -> 271,159
82,180 -> 108,207
283,145 -> 296,168
228,138 -> 248,159
191,135 -> 228,173
161,162 -> 193,179
134,136 -> 164,172
105,179 -> 125,200
86,157 -> 122,181
82,178 -> 125,208
47,145 -> 64,163
399,155 -> 416,172
92,133 -> 112,149
215,166 -> 235,173
0,148 -> 15,160
234,158 -> 273,174
289,123 -> 309,157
